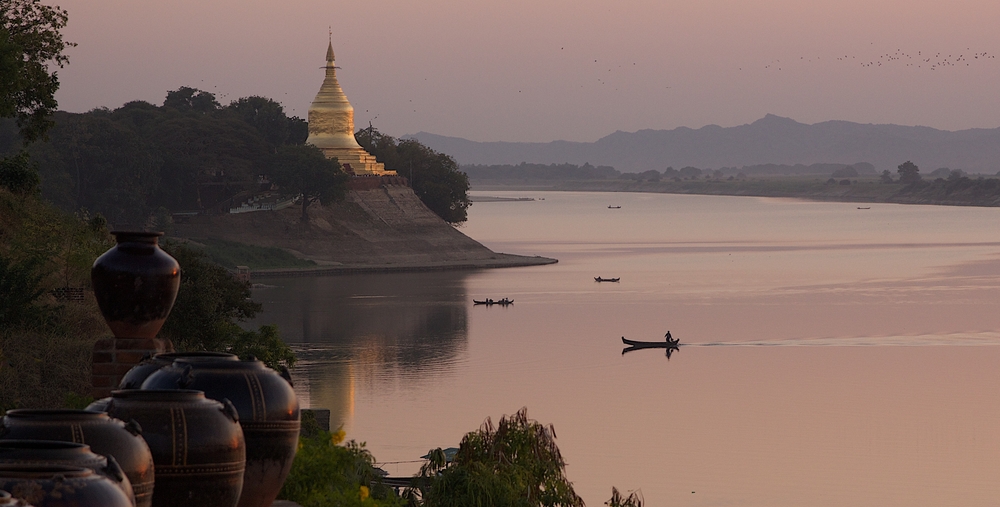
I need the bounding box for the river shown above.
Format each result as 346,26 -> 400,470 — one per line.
250,191 -> 1000,506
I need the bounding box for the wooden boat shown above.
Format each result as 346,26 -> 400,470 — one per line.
473,298 -> 513,306
621,336 -> 680,348
608,205 -> 621,209
857,206 -> 870,209
594,277 -> 620,282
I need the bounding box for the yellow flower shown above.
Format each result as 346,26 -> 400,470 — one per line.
359,485 -> 370,501
332,428 -> 346,445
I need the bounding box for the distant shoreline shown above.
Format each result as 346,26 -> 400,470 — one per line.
471,176 -> 1000,208
251,253 -> 557,279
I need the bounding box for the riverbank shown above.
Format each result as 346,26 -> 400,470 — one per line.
472,175 -> 1000,207
251,253 -> 556,278
172,185 -> 557,274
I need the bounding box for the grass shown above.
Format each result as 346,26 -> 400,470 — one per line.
183,237 -> 317,270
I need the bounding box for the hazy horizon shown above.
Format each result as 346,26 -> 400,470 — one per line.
53,0 -> 1000,143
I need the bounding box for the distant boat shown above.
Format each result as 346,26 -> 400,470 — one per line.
608,205 -> 621,209
473,298 -> 513,306
595,277 -> 620,282
857,206 -> 870,209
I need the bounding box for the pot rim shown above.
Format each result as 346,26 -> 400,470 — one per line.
110,389 -> 206,401
4,409 -> 111,422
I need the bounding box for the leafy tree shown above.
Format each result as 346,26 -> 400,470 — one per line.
159,241 -> 295,369
897,161 -> 921,184
225,96 -> 290,148
356,128 -> 471,224
29,111 -> 162,226
880,169 -> 894,184
0,0 -> 73,143
0,252 -> 48,328
163,86 -> 221,113
678,166 -> 702,179
0,149 -> 38,194
264,144 -> 347,222
411,408 -> 584,507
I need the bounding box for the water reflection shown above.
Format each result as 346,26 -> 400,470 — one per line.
248,272 -> 471,432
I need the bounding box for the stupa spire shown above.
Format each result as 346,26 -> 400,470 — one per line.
326,28 -> 334,65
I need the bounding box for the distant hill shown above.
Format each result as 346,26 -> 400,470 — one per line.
409,115 -> 1000,174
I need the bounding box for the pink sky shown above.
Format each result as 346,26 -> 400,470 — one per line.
53,0 -> 1000,142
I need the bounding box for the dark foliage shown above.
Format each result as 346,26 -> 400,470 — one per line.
357,128 -> 470,224
159,241 -> 295,369
463,162 -> 619,181
897,161 -> 921,184
0,150 -> 39,194
0,88 -> 313,227
411,408 -> 584,507
0,0 -> 74,143
264,144 -> 347,222
0,252 -> 48,328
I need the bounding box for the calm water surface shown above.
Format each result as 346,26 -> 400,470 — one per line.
251,191 -> 1000,506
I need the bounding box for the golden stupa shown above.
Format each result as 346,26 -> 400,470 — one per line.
306,41 -> 394,176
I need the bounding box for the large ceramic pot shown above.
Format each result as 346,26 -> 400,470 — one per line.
107,390 -> 245,507
0,464 -> 132,507
91,232 -> 180,340
0,410 -> 154,507
0,441 -> 133,505
118,352 -> 238,390
142,359 -> 299,507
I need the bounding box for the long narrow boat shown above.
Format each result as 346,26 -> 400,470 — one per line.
595,277 -> 620,282
473,298 -> 514,305
621,336 -> 680,348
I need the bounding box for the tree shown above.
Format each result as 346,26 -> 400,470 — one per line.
0,149 -> 38,194
0,0 -> 73,144
356,128 -> 471,224
412,408 -> 584,507
225,96 -> 290,148
264,144 -> 347,222
159,242 -> 295,369
880,169 -> 894,184
163,86 -> 221,113
897,161 -> 921,184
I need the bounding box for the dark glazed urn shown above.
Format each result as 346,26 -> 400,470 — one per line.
0,410 -> 154,507
0,465 -> 132,507
118,352 -> 238,390
142,359 -> 299,507
91,232 -> 180,340
0,441 -> 133,505
107,390 -> 245,507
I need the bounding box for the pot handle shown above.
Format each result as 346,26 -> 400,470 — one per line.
104,455 -> 127,482
176,364 -> 194,389
221,398 -> 240,423
279,366 -> 294,386
125,418 -> 143,436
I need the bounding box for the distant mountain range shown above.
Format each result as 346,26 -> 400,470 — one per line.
408,115 -> 1000,174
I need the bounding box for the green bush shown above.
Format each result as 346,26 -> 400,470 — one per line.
412,408 -> 584,507
279,415 -> 402,507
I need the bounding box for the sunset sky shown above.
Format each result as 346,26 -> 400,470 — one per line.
53,0 -> 1000,142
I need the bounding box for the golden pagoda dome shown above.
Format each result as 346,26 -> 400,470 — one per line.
306,40 -> 393,176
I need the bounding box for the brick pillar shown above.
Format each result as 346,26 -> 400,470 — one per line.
91,337 -> 173,399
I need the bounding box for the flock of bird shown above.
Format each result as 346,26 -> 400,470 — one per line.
761,48 -> 996,71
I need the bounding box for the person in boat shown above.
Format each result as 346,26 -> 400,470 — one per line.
665,330 -> 672,342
